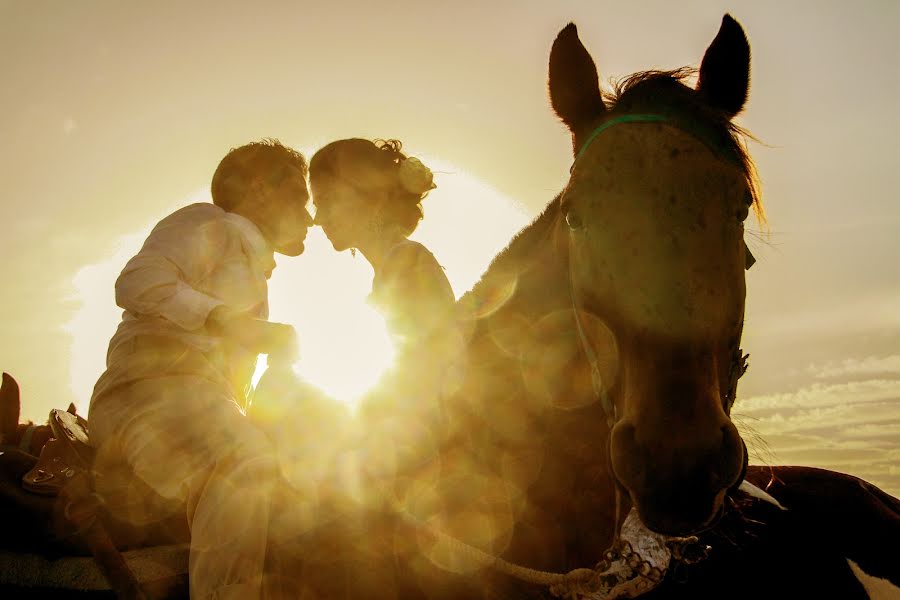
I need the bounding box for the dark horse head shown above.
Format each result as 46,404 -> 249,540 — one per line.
451,16 -> 762,567
549,15 -> 760,536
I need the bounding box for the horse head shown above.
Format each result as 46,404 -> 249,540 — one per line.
0,373 -> 20,445
547,15 -> 760,536
0,372 -> 75,455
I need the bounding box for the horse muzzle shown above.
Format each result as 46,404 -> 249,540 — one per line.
609,418 -> 746,536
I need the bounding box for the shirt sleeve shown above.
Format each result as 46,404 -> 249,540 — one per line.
115,212 -> 229,331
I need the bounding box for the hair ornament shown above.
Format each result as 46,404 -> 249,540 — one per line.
397,156 -> 436,196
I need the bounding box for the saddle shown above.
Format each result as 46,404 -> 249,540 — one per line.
22,409 -> 92,496
19,409 -> 149,600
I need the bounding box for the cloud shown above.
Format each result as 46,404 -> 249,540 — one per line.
749,292 -> 900,341
736,376 -> 900,498
807,354 -> 900,380
738,379 -> 899,412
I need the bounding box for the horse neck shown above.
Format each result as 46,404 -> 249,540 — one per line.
456,225 -> 620,567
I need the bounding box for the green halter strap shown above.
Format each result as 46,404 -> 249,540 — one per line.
568,112 -> 756,271
571,114 -> 668,171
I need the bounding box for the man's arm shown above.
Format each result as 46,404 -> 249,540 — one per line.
206,305 -> 298,362
116,209 -> 298,360
115,215 -> 227,331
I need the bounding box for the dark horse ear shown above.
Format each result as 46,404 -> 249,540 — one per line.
697,14 -> 751,118
549,23 -> 606,138
0,372 -> 21,442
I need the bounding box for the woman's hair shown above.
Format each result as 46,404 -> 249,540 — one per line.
211,138 -> 308,212
309,138 -> 435,237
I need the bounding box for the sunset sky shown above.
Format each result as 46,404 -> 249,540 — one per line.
1,1 -> 897,497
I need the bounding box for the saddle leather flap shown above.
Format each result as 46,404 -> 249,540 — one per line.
22,437 -> 83,496
48,408 -> 94,467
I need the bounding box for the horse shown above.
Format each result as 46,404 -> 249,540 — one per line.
255,13 -> 898,599
1,13 -> 898,599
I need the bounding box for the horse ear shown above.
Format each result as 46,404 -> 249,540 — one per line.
549,23 -> 606,136
0,372 -> 21,441
697,14 -> 751,118
67,403 -> 77,415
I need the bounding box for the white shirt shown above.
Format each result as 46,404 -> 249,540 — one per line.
105,203 -> 276,364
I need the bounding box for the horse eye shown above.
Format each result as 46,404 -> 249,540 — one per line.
565,210 -> 583,230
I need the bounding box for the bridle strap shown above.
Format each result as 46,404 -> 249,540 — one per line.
571,114 -> 668,171
568,272 -> 616,429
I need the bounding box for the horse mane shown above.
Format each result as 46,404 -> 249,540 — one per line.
463,193 -> 562,302
605,68 -> 765,224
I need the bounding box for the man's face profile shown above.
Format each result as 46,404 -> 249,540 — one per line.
257,167 -> 313,256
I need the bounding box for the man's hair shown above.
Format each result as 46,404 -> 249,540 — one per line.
211,139 -> 308,212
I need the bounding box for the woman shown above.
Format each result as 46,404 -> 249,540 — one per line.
308,138 -> 460,423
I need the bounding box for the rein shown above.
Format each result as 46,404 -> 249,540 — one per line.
367,473 -> 669,599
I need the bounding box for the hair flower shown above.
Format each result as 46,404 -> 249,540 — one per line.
398,156 -> 436,196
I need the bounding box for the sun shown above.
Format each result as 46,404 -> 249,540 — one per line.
264,228 -> 396,403
63,157 -> 530,410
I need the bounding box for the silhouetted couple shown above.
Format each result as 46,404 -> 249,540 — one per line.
88,138 -> 457,600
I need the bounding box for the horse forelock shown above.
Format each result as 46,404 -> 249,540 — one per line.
601,69 -> 765,226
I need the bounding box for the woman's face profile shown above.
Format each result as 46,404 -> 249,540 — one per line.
312,177 -> 369,251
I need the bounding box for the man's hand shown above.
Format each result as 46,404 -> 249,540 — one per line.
264,321 -> 299,365
207,306 -> 298,362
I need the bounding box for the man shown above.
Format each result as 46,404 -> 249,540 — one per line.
88,139 -> 313,600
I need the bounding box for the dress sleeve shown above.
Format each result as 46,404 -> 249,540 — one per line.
376,242 -> 457,347
362,242 -> 462,424
115,212 -> 228,331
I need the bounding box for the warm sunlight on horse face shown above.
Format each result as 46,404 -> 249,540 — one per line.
63,157 -> 529,410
